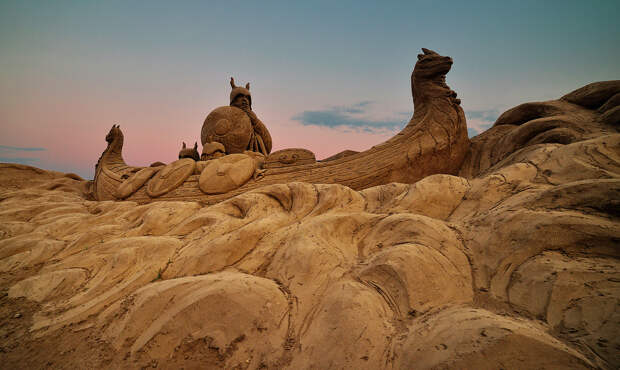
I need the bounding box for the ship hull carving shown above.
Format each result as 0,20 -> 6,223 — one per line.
93,48 -> 470,204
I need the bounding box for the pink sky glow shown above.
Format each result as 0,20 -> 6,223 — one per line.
2,1 -> 618,179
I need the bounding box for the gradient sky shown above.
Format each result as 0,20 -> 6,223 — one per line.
1,0 -> 618,179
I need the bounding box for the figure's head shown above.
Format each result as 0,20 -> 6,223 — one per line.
413,48 -> 453,79
201,141 -> 226,161
178,141 -> 200,161
229,77 -> 252,109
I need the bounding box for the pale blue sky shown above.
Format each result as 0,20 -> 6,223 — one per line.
1,0 -> 618,178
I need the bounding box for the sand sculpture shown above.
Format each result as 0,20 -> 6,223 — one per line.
201,141 -> 226,161
201,78 -> 273,156
92,48 -> 469,203
1,49 -> 618,369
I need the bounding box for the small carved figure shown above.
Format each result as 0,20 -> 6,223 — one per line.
201,79 -> 273,156
229,78 -> 273,155
178,142 -> 200,161
201,141 -> 226,161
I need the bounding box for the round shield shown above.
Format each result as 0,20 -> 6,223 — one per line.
146,158 -> 196,198
201,106 -> 252,154
198,154 -> 256,194
115,166 -> 160,199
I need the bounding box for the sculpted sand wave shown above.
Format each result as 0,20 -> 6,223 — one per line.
0,81 -> 618,368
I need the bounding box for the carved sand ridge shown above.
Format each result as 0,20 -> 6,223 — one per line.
0,79 -> 619,367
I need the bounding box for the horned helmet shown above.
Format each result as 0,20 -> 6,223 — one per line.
229,77 -> 251,109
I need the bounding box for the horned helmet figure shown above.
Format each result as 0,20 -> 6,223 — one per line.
229,77 -> 252,109
178,141 -> 200,161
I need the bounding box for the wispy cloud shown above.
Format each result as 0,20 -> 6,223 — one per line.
341,101 -> 372,114
465,109 -> 500,122
0,157 -> 39,164
0,145 -> 46,152
0,145 -> 46,165
292,101 -> 408,133
465,109 -> 500,137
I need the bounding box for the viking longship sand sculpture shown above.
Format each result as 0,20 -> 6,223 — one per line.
93,48 -> 469,203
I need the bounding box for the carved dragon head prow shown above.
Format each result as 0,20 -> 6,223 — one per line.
414,48 -> 453,78
104,124 -> 124,155
411,48 -> 460,105
105,124 -> 122,143
94,124 -> 125,181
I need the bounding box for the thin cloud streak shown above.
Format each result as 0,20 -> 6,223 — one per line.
0,157 -> 39,164
0,145 -> 45,166
292,101 -> 408,133
465,109 -> 500,121
465,109 -> 500,137
0,145 -> 46,152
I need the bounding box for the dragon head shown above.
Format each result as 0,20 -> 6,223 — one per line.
105,124 -> 123,145
106,125 -> 118,143
413,48 -> 453,80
